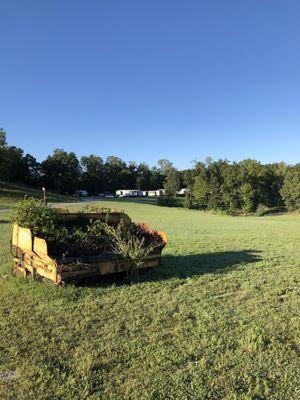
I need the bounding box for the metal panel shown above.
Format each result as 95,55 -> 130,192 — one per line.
34,237 -> 48,256
12,224 -> 19,246
17,227 -> 32,252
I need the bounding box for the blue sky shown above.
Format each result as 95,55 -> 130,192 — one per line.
1,1 -> 299,168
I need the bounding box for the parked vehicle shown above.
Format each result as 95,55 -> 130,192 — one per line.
75,190 -> 88,197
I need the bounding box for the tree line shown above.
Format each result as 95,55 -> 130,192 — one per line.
0,128 -> 299,211
0,129 -> 172,193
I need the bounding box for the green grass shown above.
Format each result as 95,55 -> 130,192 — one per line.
1,200 -> 300,399
0,181 -> 75,209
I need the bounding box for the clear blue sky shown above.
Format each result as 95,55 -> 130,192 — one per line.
1,1 -> 299,169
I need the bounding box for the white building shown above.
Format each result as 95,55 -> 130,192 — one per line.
177,188 -> 188,195
116,189 -> 166,197
148,189 -> 165,197
116,189 -> 140,197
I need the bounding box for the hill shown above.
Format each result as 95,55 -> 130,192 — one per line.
0,181 -> 74,209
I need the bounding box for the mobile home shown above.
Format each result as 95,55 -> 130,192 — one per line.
116,189 -> 140,197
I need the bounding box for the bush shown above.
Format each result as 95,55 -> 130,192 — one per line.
183,194 -> 192,209
256,203 -> 269,216
108,222 -> 154,280
157,196 -> 184,208
12,198 -> 69,244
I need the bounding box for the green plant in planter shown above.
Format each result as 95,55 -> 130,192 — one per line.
109,222 -> 154,281
72,220 -> 114,253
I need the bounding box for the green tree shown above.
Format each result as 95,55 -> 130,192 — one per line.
164,168 -> 180,197
0,128 -> 7,147
240,183 -> 255,213
104,156 -> 127,191
207,161 -> 223,209
220,162 -> 241,210
23,154 -> 41,186
280,164 -> 300,210
136,163 -> 151,190
80,155 -> 104,194
42,149 -> 81,194
0,129 -> 27,182
182,169 -> 195,208
0,146 -> 26,182
239,159 -> 264,208
149,166 -> 164,189
193,163 -> 209,208
157,159 -> 173,176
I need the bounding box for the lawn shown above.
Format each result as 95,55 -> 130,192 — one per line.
0,200 -> 300,399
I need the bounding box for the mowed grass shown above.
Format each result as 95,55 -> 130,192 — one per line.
1,200 -> 300,399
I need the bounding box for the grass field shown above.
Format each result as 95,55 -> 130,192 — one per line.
1,200 -> 300,399
0,181 -> 74,209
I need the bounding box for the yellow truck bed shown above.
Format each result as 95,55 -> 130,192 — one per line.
11,223 -> 167,284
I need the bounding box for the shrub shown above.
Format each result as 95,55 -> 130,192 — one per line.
108,222 -> 154,280
183,194 -> 192,209
71,220 -> 113,254
256,203 -> 269,216
157,195 -> 184,208
12,198 -> 68,243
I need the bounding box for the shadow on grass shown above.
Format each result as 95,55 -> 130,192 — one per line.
77,249 -> 261,287
140,250 -> 262,282
0,219 -> 10,224
94,197 -> 159,206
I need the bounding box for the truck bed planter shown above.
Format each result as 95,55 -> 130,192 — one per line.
11,210 -> 167,284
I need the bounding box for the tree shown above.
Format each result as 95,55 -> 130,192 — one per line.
0,146 -> 26,182
149,166 -> 164,189
42,149 -> 81,194
136,163 -> 151,190
182,169 -> 195,208
239,159 -> 263,208
0,129 -> 7,179
220,162 -> 241,210
280,164 -> 300,210
164,168 -> 180,197
0,129 -> 27,182
240,183 -> 255,213
0,127 -> 296,211
23,154 -> 41,186
157,159 -> 173,176
206,161 -> 223,209
80,155 -> 104,194
272,162 -> 288,206
104,156 -> 127,191
192,162 -> 209,208
0,128 -> 7,147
